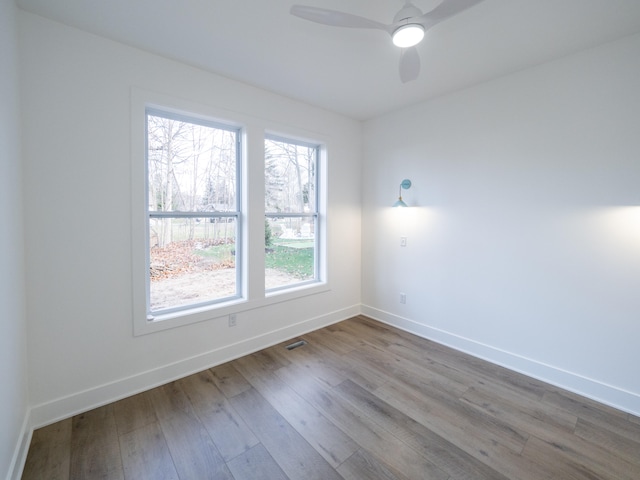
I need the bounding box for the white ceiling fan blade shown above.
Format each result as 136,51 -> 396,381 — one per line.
290,5 -> 390,31
419,0 -> 485,29
399,47 -> 420,83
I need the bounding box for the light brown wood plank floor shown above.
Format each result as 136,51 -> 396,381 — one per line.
22,315 -> 640,479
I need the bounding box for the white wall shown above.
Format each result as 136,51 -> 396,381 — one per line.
15,1 -> 640,460
0,0 -> 29,478
19,12 -> 362,426
362,33 -> 640,415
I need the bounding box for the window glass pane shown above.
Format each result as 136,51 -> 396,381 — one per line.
265,136 -> 319,292
149,217 -> 237,312
265,216 -> 316,290
147,113 -> 237,213
146,109 -> 240,316
265,138 -> 316,214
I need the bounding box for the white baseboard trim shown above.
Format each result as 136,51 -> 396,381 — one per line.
6,409 -> 32,480
29,304 -> 360,430
19,302 -> 639,480
361,305 -> 640,417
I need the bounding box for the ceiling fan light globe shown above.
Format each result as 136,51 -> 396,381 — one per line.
392,24 -> 425,48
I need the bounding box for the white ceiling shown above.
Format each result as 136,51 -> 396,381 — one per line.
16,0 -> 640,120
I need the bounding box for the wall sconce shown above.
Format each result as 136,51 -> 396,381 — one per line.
393,179 -> 412,207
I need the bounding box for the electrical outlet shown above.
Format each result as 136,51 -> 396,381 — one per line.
400,237 -> 407,247
229,314 -> 237,327
400,293 -> 407,304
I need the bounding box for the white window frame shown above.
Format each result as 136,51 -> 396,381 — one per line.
131,89 -> 329,336
145,107 -> 242,316
265,134 -> 321,293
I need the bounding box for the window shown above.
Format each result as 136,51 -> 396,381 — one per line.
145,108 -> 241,317
132,91 -> 329,334
265,136 -> 320,291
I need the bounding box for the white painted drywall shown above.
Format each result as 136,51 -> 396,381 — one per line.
19,12 -> 362,424
362,33 -> 640,414
15,0 -> 640,450
0,0 -> 29,478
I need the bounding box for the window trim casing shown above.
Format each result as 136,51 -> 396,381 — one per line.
131,89 -> 330,337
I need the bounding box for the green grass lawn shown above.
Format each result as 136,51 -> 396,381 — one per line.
196,239 -> 314,279
275,240 -> 315,249
265,243 -> 314,278
196,243 -> 235,261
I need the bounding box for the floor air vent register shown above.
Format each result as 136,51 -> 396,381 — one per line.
285,340 -> 307,350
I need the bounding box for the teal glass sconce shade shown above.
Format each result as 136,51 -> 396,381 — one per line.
393,179 -> 412,207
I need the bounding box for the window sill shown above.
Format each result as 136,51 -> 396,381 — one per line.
133,281 -> 330,336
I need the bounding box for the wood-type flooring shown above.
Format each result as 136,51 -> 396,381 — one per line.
22,316 -> 640,479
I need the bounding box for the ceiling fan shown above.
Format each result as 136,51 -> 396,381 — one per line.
290,0 -> 485,83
